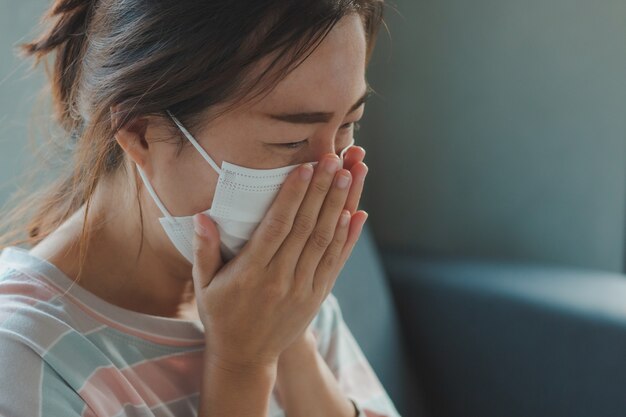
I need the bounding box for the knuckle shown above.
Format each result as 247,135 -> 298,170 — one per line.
242,247 -> 264,267
229,275 -> 247,294
320,251 -> 339,270
263,281 -> 288,299
312,180 -> 331,194
311,228 -> 333,249
326,193 -> 345,211
291,266 -> 312,296
192,241 -> 204,260
291,281 -> 309,302
289,275 -> 310,303
292,213 -> 315,239
263,213 -> 291,242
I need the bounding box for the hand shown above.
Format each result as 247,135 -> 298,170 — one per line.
192,151 -> 368,372
276,146 -> 367,359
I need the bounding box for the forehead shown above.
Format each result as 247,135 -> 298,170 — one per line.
249,13 -> 368,112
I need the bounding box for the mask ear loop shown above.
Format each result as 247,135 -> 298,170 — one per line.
135,164 -> 174,220
338,137 -> 356,164
166,110 -> 222,174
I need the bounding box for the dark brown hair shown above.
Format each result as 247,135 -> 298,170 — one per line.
0,0 -> 385,276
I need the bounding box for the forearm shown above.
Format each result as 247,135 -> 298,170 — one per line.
275,336 -> 357,417
199,353 -> 278,417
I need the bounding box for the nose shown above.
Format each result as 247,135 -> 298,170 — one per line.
309,137 -> 355,164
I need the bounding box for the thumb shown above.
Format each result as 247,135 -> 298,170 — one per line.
192,213 -> 223,289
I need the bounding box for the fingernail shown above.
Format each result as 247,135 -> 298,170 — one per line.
300,163 -> 313,181
360,163 -> 369,180
193,214 -> 209,237
340,210 -> 351,227
324,156 -> 340,173
335,173 -> 351,189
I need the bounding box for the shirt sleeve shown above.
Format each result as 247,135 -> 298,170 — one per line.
311,293 -> 403,417
0,330 -> 89,417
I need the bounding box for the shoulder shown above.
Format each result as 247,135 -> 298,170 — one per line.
0,328 -> 89,417
0,268 -> 100,416
0,265 -> 81,356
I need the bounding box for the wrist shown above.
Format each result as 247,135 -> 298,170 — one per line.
206,351 -> 279,378
278,330 -> 318,370
201,352 -> 278,417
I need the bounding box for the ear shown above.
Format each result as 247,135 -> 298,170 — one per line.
111,105 -> 151,172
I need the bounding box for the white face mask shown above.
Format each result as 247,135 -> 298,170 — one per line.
136,110 -> 355,264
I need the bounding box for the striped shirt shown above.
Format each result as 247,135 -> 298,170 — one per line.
0,246 -> 401,417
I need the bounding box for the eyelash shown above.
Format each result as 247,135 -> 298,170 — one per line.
281,122 -> 361,148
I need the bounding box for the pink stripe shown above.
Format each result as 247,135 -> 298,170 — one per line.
0,280 -> 58,326
23,269 -> 203,347
0,279 -> 58,302
81,405 -> 98,417
0,302 -> 36,327
119,350 -> 204,407
77,351 -> 203,417
364,410 -> 389,417
78,366 -> 145,417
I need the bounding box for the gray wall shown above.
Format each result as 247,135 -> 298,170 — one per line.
0,0 -> 48,205
360,0 -> 626,272
1,0 -> 625,272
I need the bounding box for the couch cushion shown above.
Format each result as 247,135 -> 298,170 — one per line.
384,253 -> 626,417
332,224 -> 428,417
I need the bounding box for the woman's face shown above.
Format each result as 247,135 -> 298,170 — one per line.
129,13 -> 367,256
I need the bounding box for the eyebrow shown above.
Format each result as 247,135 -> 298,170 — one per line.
263,86 -> 372,125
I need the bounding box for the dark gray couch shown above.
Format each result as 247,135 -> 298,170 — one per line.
336,224 -> 626,417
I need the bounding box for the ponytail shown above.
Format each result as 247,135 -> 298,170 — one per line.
20,0 -> 96,134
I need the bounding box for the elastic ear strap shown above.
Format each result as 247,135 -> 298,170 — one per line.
135,163 -> 173,219
166,110 -> 222,174
339,137 -> 356,160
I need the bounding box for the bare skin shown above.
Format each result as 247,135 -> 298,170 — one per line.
30,13 -> 370,417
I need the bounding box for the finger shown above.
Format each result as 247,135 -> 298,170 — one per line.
344,162 -> 368,214
294,169 -> 352,284
339,210 -> 368,266
244,163 -> 314,266
192,213 -> 224,289
312,209 -> 352,294
272,154 -> 342,266
341,146 -> 365,172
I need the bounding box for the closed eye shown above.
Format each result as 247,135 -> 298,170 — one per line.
278,121 -> 361,149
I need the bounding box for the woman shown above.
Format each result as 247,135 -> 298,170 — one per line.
0,0 -> 401,416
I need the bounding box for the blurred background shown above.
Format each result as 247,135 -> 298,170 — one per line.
1,0 -> 625,273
